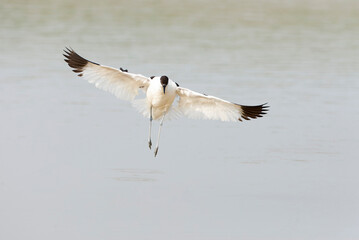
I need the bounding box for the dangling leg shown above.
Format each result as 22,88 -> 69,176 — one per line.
148,106 -> 153,149
154,112 -> 166,157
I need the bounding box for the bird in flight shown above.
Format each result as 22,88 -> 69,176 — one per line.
63,48 -> 269,157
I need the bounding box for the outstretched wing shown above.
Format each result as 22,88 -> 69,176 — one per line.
176,87 -> 268,122
63,48 -> 150,101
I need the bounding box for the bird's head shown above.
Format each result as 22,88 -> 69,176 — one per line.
160,75 -> 169,94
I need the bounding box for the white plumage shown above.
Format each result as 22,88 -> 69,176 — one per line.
76,60 -> 149,101
64,48 -> 268,156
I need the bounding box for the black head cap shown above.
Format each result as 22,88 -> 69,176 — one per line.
160,76 -> 169,86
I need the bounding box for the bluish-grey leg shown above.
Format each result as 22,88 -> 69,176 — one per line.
154,113 -> 166,157
148,106 -> 153,149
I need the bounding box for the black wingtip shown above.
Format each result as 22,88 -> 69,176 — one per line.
238,103 -> 269,121
63,47 -> 99,76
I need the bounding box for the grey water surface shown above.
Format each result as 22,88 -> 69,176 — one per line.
1,0 -> 359,239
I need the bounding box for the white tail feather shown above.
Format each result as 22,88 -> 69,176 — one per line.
132,98 -> 182,121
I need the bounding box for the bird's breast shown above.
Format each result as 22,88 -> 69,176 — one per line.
147,83 -> 176,108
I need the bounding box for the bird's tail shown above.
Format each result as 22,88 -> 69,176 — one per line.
132,99 -> 182,121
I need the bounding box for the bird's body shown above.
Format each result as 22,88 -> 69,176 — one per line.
63,48 -> 269,156
146,77 -> 177,120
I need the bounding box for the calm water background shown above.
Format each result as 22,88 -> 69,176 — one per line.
1,0 -> 358,239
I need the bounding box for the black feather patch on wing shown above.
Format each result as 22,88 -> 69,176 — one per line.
237,103 -> 269,121
63,47 -> 99,77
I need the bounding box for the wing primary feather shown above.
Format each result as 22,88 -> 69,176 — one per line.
63,47 -> 99,75
238,103 -> 269,121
